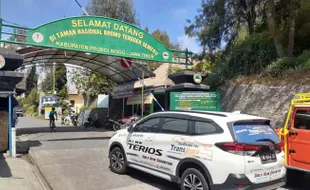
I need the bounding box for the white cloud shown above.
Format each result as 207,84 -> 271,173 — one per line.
177,35 -> 201,54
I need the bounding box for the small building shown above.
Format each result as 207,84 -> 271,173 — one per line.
67,90 -> 84,114
111,63 -> 173,118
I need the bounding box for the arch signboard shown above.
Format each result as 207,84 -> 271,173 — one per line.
1,16 -> 191,64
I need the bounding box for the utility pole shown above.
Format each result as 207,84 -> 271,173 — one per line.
141,71 -> 144,118
53,62 -> 56,95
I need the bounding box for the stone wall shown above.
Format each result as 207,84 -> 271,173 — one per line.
221,82 -> 310,128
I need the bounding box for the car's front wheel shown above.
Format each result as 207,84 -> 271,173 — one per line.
180,168 -> 209,190
109,147 -> 127,174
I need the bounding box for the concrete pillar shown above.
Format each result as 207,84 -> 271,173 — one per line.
11,127 -> 16,157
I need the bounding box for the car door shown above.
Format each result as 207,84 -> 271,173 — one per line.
152,114 -> 191,175
125,117 -> 162,168
288,107 -> 310,170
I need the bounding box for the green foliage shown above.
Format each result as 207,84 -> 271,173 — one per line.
169,66 -> 183,74
226,33 -> 278,77
22,88 -> 40,116
71,68 -> 115,107
86,0 -> 139,25
297,50 -> 310,65
151,29 -> 178,49
41,69 -> 54,94
266,57 -> 299,77
147,62 -> 161,71
186,0 -> 264,54
145,29 -> 179,71
193,60 -> 215,74
55,63 -> 67,98
25,65 -> 38,96
203,73 -> 225,91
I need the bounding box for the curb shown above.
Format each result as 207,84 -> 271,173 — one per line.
25,152 -> 54,190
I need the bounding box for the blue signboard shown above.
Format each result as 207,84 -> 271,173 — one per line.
112,82 -> 135,99
41,96 -> 58,105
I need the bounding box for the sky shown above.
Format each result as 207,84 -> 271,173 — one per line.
1,0 -> 202,53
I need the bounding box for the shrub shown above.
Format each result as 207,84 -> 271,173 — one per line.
297,50 -> 310,68
226,33 -> 278,77
203,73 -> 225,91
266,57 -> 299,77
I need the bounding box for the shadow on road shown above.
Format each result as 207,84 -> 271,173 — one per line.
16,140 -> 42,154
126,168 -> 178,190
46,136 -> 111,142
17,126 -> 111,136
0,153 -> 12,177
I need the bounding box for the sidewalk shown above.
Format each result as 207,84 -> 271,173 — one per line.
0,154 -> 46,190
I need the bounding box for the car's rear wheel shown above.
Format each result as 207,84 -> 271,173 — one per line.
109,147 -> 127,174
180,168 -> 209,190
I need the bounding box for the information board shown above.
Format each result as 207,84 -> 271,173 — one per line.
170,92 -> 221,111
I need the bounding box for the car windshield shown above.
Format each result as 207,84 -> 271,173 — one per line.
232,124 -> 280,144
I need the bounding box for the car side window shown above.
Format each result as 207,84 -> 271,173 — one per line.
294,110 -> 310,130
161,118 -> 188,135
133,118 -> 161,133
193,121 -> 218,135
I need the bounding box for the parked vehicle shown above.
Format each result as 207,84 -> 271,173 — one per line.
109,110 -> 286,190
63,111 -> 78,126
276,93 -> 310,185
103,115 -> 122,131
115,115 -> 141,131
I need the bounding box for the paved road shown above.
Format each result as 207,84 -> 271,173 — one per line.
16,117 -> 300,190
17,117 -> 177,190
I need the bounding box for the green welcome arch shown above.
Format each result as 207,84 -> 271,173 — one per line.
0,16 -> 192,64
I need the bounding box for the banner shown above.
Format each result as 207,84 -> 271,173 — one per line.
170,92 -> 221,111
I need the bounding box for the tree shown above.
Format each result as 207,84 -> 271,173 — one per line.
25,65 -> 38,96
266,0 -> 285,58
55,63 -> 67,98
146,29 -> 180,71
86,0 -> 139,25
144,27 -> 149,33
152,29 -> 175,49
41,66 -> 54,94
185,0 -> 265,57
71,68 -> 114,107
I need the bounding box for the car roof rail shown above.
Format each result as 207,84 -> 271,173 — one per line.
159,110 -> 228,117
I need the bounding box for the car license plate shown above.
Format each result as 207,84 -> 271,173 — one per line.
260,152 -> 277,164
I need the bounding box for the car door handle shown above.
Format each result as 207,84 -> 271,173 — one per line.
289,149 -> 296,154
289,131 -> 298,136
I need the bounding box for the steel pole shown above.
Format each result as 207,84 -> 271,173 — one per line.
8,94 -> 12,155
141,71 -> 144,118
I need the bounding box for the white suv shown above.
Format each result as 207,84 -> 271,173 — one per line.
108,111 -> 286,190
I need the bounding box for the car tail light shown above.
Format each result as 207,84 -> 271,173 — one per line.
275,141 -> 284,153
215,142 -> 261,156
233,184 -> 249,188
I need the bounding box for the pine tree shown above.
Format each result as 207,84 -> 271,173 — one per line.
55,63 -> 68,98
25,65 -> 38,96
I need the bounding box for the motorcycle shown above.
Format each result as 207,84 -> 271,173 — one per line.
63,111 -> 78,126
116,115 -> 141,130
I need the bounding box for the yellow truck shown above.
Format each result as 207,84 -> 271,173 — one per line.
276,93 -> 310,185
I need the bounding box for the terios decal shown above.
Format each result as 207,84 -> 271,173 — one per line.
28,16 -> 173,62
169,136 -> 214,161
128,140 -> 163,156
